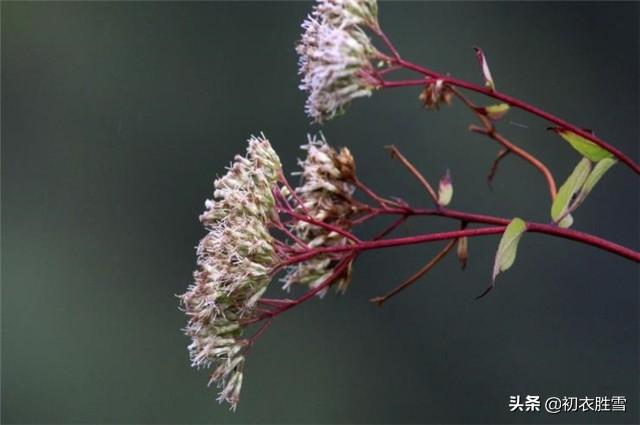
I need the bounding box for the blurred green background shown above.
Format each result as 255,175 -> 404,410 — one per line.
2,1 -> 638,423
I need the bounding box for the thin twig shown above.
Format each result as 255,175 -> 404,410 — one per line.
385,144 -> 440,205
449,87 -> 558,200
353,176 -> 404,209
373,27 -> 402,61
487,148 -> 510,188
278,171 -> 309,215
370,238 -> 458,306
244,254 -> 357,326
372,214 -> 409,240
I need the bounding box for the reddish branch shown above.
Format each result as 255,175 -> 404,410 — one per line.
246,173 -> 638,337
370,238 -> 458,306
384,145 -> 439,205
247,28 -> 640,336
449,87 -> 558,200
252,202 -> 638,331
283,220 -> 639,264
371,28 -> 640,174
487,148 -> 510,187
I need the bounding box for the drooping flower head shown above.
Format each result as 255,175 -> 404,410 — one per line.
180,134 -> 281,410
181,133 -> 365,409
297,0 -> 381,123
283,134 -> 358,295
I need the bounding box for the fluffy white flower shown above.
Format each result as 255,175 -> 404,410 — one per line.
181,134 -> 282,410
315,0 -> 379,29
297,15 -> 380,122
201,134 -> 281,225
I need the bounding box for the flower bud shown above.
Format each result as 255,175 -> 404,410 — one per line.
437,169 -> 453,207
336,147 -> 356,181
457,237 -> 468,269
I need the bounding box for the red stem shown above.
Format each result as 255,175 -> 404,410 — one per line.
448,87 -> 558,200
371,214 -> 408,240
285,227 -> 501,263
353,176 -> 403,209
380,79 -> 429,88
244,255 -> 356,325
371,238 -> 458,306
285,208 -> 639,263
388,59 -> 640,174
283,209 -> 361,243
278,171 -> 310,215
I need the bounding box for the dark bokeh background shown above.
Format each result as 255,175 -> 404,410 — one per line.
2,1 -> 638,423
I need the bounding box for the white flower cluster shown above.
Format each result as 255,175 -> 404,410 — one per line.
283,134 -> 357,295
180,134 -> 282,410
316,0 -> 378,28
297,0 -> 380,123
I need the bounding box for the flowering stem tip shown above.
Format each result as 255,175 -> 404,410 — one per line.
180,0 -> 640,411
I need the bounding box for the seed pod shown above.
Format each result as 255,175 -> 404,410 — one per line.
457,237 -> 468,269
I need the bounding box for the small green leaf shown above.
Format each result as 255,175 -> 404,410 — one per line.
492,217 -> 527,282
567,157 -> 617,213
551,158 -> 592,226
554,129 -> 613,162
580,158 -> 617,200
483,103 -> 510,120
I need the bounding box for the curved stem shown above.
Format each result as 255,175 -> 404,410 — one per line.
489,130 -> 557,199
450,87 -> 558,200
376,52 -> 639,174
487,148 -> 510,185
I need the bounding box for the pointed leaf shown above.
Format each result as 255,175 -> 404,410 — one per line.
550,158 -> 592,226
572,158 -> 617,210
473,47 -> 495,90
492,217 -> 527,282
553,129 -> 613,162
581,158 -> 617,199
